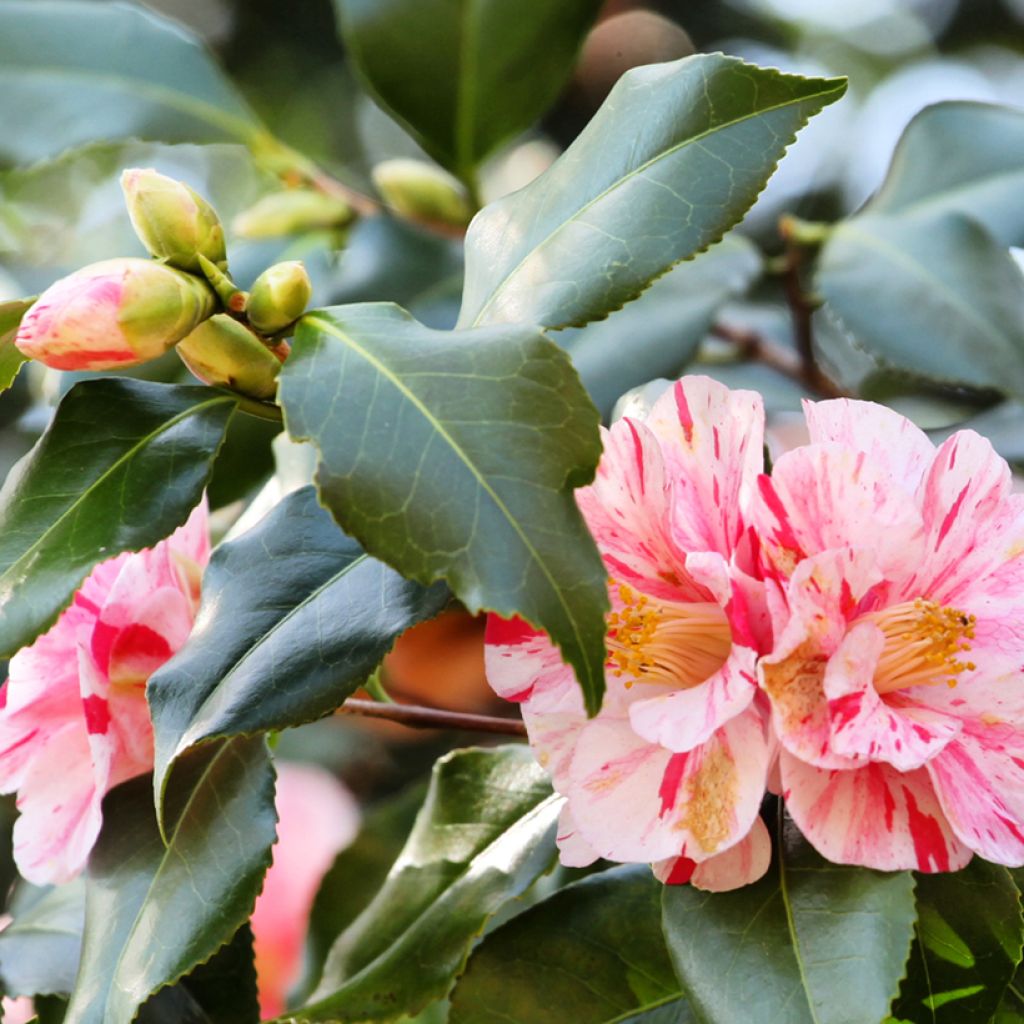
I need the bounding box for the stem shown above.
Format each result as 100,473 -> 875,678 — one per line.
711,321 -> 849,400
339,698 -> 527,736
231,393 -> 284,423
778,214 -> 834,397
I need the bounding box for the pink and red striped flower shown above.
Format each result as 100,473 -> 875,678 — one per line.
0,505 -> 209,884
486,377 -> 775,890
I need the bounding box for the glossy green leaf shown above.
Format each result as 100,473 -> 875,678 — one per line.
0,881 -> 84,997
279,303 -> 608,713
858,101 -> 1024,247
562,234 -> 762,418
0,380 -> 235,657
291,746 -> 559,1022
148,485 -> 448,812
0,299 -> 32,393
64,737 -> 276,1024
892,859 -> 1023,1024
458,54 -> 845,330
450,865 -> 693,1024
663,813 -> 917,1024
334,0 -> 601,181
0,1 -> 266,166
298,783 -> 427,1003
817,211 -> 1024,396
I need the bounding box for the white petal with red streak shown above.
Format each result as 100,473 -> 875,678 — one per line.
781,751 -> 971,872
692,815 -> 772,891
555,803 -> 600,868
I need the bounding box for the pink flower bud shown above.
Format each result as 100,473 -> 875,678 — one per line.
121,168 -> 226,272
15,258 -> 216,371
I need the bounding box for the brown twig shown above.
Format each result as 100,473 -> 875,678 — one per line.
710,321 -> 849,400
339,698 -> 527,736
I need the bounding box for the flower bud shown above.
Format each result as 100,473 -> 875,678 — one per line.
121,168 -> 227,272
245,262 -> 312,334
176,314 -> 285,400
371,159 -> 472,228
15,258 -> 217,371
232,189 -> 354,239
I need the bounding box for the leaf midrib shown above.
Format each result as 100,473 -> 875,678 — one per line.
4,66 -> 260,142
0,393 -> 235,604
454,0 -> 481,177
467,66 -> 844,326
299,314 -> 596,692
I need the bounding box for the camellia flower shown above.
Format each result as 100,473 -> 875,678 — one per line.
0,505 -> 209,884
486,376 -> 775,889
15,257 -> 215,371
251,761 -> 360,1019
756,400 -> 1024,871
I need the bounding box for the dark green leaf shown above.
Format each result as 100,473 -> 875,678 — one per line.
0,299 -> 32,393
299,782 -> 427,1002
457,54 -> 845,330
148,485 -> 448,813
280,303 -> 608,713
0,1 -> 266,166
64,738 -> 276,1024
663,812 -> 917,1024
562,235 -> 761,418
893,859 -> 1023,1024
817,212 -> 1024,396
450,865 -> 692,1024
858,101 -> 1024,247
334,0 -> 601,181
0,379 -> 236,657
0,881 -> 84,997
291,746 -> 559,1022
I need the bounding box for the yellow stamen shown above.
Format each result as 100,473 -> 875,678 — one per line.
863,598 -> 976,694
606,582 -> 732,689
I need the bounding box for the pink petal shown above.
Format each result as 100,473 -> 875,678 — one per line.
567,705 -> 771,863
781,752 -> 972,872
644,377 -> 764,559
802,398 -> 934,490
484,615 -> 568,705
825,621 -> 962,772
692,815 -> 772,892
628,644 -> 758,753
927,722 -> 1024,865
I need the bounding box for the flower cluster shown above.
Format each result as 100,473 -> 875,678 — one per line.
486,376 -> 1024,889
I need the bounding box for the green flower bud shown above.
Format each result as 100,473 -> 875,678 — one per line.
232,189 -> 354,239
371,159 -> 472,228
121,168 -> 226,273
245,262 -> 312,334
176,314 -> 285,400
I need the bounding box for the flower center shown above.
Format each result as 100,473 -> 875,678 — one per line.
606,582 -> 732,689
863,598 -> 976,694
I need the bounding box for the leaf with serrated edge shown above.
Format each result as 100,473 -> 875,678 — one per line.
334,0 -> 602,180
892,860 -> 1024,1024
63,737 -> 276,1024
855,101 -> 1024,247
663,809 -> 917,1024
279,302 -> 609,713
450,865 -> 694,1024
288,746 -> 559,1022
0,299 -> 33,394
0,0 -> 266,165
148,485 -> 449,820
0,379 -> 236,658
457,53 -> 845,330
817,211 -> 1024,397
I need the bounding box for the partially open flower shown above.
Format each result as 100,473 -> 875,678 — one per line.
15,258 -> 216,371
756,400 -> 1024,871
486,377 -> 775,889
121,168 -> 227,272
0,505 -> 209,884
